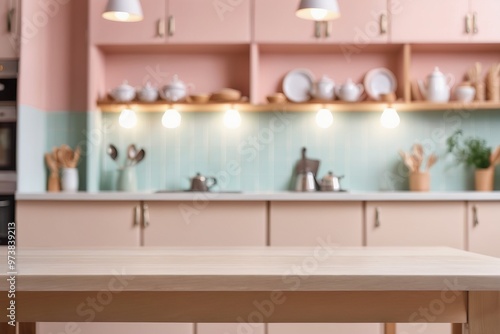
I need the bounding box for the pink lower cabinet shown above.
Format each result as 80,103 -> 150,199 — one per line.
16,201 -> 141,247
143,201 -> 267,246
144,201 -> 267,334
269,201 -> 382,334
366,201 -> 466,334
468,201 -> 500,258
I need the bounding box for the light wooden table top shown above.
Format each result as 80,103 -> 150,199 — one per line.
1,247 -> 500,292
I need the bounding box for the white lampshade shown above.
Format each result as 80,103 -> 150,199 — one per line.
103,0 -> 144,22
296,0 -> 340,21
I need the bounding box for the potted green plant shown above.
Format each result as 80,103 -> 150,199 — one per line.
446,130 -> 500,191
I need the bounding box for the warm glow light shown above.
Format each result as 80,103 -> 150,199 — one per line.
224,109 -> 241,129
309,8 -> 328,20
162,109 -> 181,129
110,11 -> 130,21
119,109 -> 137,129
380,107 -> 400,129
315,108 -> 333,128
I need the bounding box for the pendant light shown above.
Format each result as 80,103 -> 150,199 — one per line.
296,0 -> 340,21
103,0 -> 144,22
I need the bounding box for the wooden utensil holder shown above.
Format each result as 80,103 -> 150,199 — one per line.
409,172 -> 430,192
47,173 -> 60,192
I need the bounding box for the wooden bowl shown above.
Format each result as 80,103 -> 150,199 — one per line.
189,94 -> 210,103
267,93 -> 286,104
210,88 -> 242,102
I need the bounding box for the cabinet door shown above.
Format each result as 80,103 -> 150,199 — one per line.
470,0 -> 500,42
90,0 -> 167,45
366,202 -> 465,248
391,0 -> 469,43
16,201 -> 141,247
254,0 -> 321,43
255,0 -> 388,43
270,202 -> 364,246
269,202 -> 382,334
143,201 -> 266,246
144,201 -> 266,334
468,202 -> 500,258
168,0 -> 250,43
366,201 -> 465,334
0,0 -> 18,57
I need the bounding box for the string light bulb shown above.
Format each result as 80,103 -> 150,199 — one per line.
315,108 -> 333,128
119,109 -> 137,129
162,108 -> 181,129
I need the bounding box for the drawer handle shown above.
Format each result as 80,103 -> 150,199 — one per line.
472,12 -> 478,34
143,204 -> 150,228
472,205 -> 479,227
379,13 -> 387,35
324,21 -> 332,38
375,207 -> 381,228
157,19 -> 166,38
314,21 -> 322,39
134,205 -> 141,226
168,15 -> 175,37
465,13 -> 472,34
0,83 -> 4,92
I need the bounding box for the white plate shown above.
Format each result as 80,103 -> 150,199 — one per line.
364,68 -> 397,100
282,69 -> 315,103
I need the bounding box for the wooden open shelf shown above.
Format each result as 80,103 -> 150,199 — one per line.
97,100 -> 500,113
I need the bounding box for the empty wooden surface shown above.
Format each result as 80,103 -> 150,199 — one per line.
1,247 -> 500,292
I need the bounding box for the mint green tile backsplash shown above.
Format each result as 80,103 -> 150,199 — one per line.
45,111 -> 87,190
97,109 -> 500,192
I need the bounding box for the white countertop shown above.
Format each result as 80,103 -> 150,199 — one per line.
15,191 -> 500,201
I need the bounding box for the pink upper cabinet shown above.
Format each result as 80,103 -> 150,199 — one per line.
0,0 -> 19,57
90,0 -> 250,45
254,0 -> 389,43
168,0 -> 250,43
469,0 -> 500,42
391,0 -> 469,43
90,0 -> 167,45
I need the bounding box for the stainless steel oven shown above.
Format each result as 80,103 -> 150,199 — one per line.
0,59 -> 17,246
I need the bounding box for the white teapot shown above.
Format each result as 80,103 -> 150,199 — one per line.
418,67 -> 454,103
137,82 -> 159,102
310,75 -> 335,100
110,81 -> 136,102
335,79 -> 364,102
160,75 -> 194,102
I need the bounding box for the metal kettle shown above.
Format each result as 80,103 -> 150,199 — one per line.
320,171 -> 344,191
189,173 -> 217,191
295,168 -> 316,192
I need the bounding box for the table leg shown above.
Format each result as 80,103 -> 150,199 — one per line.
0,322 -> 16,334
452,323 -> 463,334
19,323 -> 36,334
468,291 -> 500,333
384,323 -> 396,334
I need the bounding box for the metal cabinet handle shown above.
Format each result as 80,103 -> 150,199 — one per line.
168,15 -> 175,37
314,21 -> 322,39
157,19 -> 166,38
472,12 -> 478,34
379,13 -> 388,35
7,8 -> 14,33
375,208 -> 381,228
324,21 -> 332,38
472,205 -> 479,227
143,204 -> 150,228
133,205 -> 141,226
465,13 -> 472,34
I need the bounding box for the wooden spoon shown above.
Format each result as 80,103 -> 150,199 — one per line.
426,154 -> 438,171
